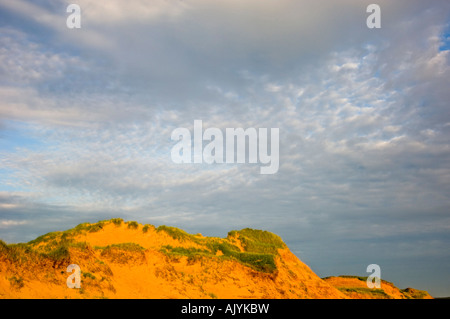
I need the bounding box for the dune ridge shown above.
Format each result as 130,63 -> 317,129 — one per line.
0,218 -> 432,299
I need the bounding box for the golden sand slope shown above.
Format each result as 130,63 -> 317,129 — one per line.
323,276 -> 433,299
0,219 -> 345,299
0,219 -> 433,299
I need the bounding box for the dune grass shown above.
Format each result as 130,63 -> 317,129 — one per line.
2,219 -> 284,274
157,226 -> 283,273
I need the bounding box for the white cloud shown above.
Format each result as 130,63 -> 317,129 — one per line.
0,0 -> 450,295
0,220 -> 28,227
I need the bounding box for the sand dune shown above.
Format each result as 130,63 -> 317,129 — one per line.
0,219 -> 432,299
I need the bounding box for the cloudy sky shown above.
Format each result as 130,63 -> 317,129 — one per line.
1,0 -> 449,296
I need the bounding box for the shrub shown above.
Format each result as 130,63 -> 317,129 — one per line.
127,221 -> 139,229
111,218 -> 123,226
142,224 -> 154,233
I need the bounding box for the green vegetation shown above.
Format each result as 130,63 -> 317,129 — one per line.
142,224 -> 154,233
225,251 -> 276,273
111,218 -> 123,226
87,221 -> 105,232
156,227 -> 283,273
82,271 -> 96,280
46,244 -> 70,261
127,221 -> 139,229
3,219 -> 286,275
70,221 -> 106,235
229,228 -> 286,254
27,230 -> 62,246
99,243 -> 146,264
208,292 -> 218,299
321,276 -> 432,299
161,245 -> 210,257
338,275 -> 368,282
207,240 -> 240,255
156,225 -> 194,241
100,243 -> 145,252
26,219 -> 138,251
2,243 -> 38,263
401,288 -> 430,299
8,276 -> 24,289
337,287 -> 390,298
323,275 -> 395,288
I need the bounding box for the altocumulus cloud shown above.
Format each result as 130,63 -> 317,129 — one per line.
0,0 -> 450,296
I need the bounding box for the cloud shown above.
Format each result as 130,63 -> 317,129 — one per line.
0,0 -> 449,295
0,219 -> 28,227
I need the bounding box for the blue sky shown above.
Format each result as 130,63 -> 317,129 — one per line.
0,0 -> 450,297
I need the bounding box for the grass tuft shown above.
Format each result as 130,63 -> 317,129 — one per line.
156,225 -> 193,241
127,221 -> 139,230
111,218 -> 123,226
142,224 -> 154,233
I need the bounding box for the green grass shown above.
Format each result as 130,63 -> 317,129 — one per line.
142,224 -> 154,233
156,225 -> 194,241
1,233 -> 91,264
161,245 -> 210,256
323,275 -> 393,287
82,271 -> 96,280
228,228 -> 285,254
158,229 -> 280,273
233,251 -> 277,273
127,221 -> 139,229
27,221 -> 106,249
4,220 -> 286,275
45,244 -> 70,261
337,287 -> 390,298
99,243 -> 146,264
27,231 -> 62,246
0,239 -> 7,253
2,242 -> 40,263
207,240 -> 240,255
111,218 -> 123,226
70,221 -> 106,235
100,243 -> 145,252
338,275 -> 368,282
401,288 -> 430,299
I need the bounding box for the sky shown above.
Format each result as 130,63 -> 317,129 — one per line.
0,0 -> 449,297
